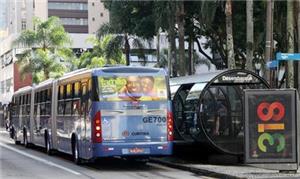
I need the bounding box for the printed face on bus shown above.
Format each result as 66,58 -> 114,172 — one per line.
141,76 -> 154,94
126,76 -> 142,94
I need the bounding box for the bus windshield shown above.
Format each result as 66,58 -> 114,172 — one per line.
98,75 -> 168,101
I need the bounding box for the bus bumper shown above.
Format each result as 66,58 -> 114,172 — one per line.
93,142 -> 173,157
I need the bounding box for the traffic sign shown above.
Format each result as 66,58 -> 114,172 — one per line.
276,53 -> 300,61
266,60 -> 278,69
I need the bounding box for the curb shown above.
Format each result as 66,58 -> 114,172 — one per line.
150,158 -> 245,179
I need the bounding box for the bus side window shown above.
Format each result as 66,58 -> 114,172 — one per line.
26,94 -> 31,115
65,84 -> 72,116
41,90 -> 48,116
87,79 -> 92,112
81,82 -> 88,116
34,92 -> 38,116
45,88 -> 51,116
72,82 -> 80,116
58,86 -> 65,115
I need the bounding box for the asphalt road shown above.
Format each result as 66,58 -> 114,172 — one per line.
0,131 -> 213,179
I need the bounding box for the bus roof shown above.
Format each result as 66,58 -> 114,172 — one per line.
93,66 -> 167,76
13,86 -> 32,96
58,68 -> 92,84
34,78 -> 54,89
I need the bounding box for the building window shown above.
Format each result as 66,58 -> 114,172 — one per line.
92,2 -> 95,6
100,13 -> 103,17
60,18 -> 88,26
48,2 -> 88,11
92,17 -> 95,21
1,81 -> 5,94
6,78 -> 12,93
21,20 -> 26,30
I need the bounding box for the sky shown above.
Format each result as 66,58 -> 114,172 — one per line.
0,0 -> 7,29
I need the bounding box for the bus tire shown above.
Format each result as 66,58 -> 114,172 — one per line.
9,127 -> 14,139
72,138 -> 82,165
13,128 -> 20,145
23,128 -> 29,148
45,134 -> 53,155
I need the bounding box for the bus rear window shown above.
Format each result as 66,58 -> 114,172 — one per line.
98,75 -> 168,101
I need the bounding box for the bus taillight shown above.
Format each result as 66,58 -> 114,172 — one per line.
93,111 -> 102,143
167,111 -> 174,141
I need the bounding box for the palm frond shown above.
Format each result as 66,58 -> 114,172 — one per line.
97,23 -> 114,39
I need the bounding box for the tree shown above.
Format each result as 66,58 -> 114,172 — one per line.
177,1 -> 186,76
246,0 -> 254,71
296,0 -> 300,91
154,2 -> 178,76
13,16 -> 72,83
287,0 -> 294,88
71,35 -> 126,70
156,48 -> 211,72
100,1 -> 155,66
225,0 -> 235,69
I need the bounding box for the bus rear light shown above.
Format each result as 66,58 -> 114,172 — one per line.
93,111 -> 102,143
167,111 -> 174,141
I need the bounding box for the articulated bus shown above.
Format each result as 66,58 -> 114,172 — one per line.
10,67 -> 173,163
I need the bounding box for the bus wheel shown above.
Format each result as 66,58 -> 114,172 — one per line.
23,129 -> 29,148
13,128 -> 20,145
72,139 -> 82,165
45,136 -> 53,155
9,127 -> 14,139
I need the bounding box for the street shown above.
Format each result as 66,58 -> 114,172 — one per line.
0,130 -> 211,179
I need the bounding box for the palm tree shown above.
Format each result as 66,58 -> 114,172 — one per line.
287,0 -> 294,88
71,35 -> 126,70
246,0 -> 254,71
97,23 -> 146,66
225,0 -> 235,69
13,16 -> 72,83
296,0 -> 300,91
177,1 -> 186,76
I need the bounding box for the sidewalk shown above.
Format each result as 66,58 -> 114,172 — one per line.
150,157 -> 300,179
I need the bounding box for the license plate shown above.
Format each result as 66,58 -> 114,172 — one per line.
122,148 -> 150,154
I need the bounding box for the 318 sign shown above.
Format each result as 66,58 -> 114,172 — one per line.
256,101 -> 285,153
244,90 -> 297,163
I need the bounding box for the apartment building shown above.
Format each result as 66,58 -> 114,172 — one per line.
0,0 -> 109,104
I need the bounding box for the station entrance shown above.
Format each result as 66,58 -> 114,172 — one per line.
170,69 -> 270,155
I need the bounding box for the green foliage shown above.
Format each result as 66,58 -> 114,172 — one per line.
13,16 -> 72,83
156,48 -> 211,71
72,35 -> 126,69
18,49 -> 66,83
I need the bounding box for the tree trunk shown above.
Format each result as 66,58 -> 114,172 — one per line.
156,29 -> 160,63
168,3 -> 177,77
287,0 -> 294,88
225,0 -> 235,70
263,0 -> 273,83
177,1 -> 186,76
124,34 -> 130,66
298,0 -> 300,90
246,0 -> 253,71
188,36 -> 194,75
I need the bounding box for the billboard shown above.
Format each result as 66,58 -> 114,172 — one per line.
98,75 -> 168,102
244,89 -> 297,163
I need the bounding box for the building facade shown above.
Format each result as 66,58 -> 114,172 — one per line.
0,0 -> 109,104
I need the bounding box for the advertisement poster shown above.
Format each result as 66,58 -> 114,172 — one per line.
244,89 -> 297,163
98,76 -> 167,102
